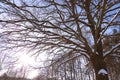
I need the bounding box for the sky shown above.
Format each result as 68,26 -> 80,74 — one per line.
0,0 -> 120,79
14,49 -> 47,79
0,47 -> 47,79
0,0 -> 47,79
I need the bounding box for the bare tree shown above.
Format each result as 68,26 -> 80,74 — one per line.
0,0 -> 120,80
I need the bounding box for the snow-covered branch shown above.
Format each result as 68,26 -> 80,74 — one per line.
97,9 -> 120,44
104,43 -> 120,57
98,69 -> 108,75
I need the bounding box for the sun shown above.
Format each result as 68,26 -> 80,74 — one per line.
18,54 -> 35,67
14,51 -> 36,69
19,54 -> 34,65
13,49 -> 47,79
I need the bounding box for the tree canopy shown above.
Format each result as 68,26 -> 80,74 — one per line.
0,0 -> 120,80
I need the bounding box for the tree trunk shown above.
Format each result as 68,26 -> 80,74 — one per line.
91,54 -> 109,80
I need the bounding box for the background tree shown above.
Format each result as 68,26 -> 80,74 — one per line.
0,0 -> 120,80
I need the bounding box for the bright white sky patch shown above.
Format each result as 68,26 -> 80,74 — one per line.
0,69 -> 7,76
18,54 -> 35,66
11,48 -> 47,78
13,48 -> 45,68
27,70 -> 39,79
0,47 -> 47,78
98,69 -> 108,75
14,53 -> 36,69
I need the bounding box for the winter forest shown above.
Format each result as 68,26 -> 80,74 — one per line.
0,0 -> 120,80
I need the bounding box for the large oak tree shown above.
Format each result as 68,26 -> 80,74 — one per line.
0,0 -> 120,80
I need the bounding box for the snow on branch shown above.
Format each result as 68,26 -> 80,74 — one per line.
98,69 -> 108,75
97,9 -> 120,43
104,43 -> 120,57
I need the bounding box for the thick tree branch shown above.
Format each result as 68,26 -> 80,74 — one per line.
104,43 -> 120,57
